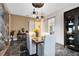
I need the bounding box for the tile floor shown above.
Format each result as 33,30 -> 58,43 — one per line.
5,41 -> 79,56
55,43 -> 79,56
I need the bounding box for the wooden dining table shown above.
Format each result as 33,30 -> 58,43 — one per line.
32,37 -> 44,55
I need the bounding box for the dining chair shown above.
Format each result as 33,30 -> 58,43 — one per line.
38,34 -> 55,56
27,32 -> 36,55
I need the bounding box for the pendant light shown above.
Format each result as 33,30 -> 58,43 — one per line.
32,3 -> 44,20
33,9 -> 36,18
32,3 -> 44,8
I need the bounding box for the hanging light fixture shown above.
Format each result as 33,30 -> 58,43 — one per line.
32,3 -> 44,8
36,16 -> 39,19
33,9 -> 36,14
32,3 -> 44,20
32,9 -> 36,18
41,15 -> 44,19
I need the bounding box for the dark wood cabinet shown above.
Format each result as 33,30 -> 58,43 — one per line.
64,7 -> 79,51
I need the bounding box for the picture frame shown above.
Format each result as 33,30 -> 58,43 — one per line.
48,17 -> 55,34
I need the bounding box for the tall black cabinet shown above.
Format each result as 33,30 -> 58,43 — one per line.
64,7 -> 79,51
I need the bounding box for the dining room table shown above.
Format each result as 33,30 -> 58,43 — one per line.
32,37 -> 44,55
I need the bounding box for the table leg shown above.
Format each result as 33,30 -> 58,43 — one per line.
36,44 -> 38,56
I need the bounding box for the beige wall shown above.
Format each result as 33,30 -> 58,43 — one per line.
11,14 -> 29,35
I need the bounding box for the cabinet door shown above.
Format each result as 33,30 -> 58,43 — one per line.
73,15 -> 78,46
75,15 -> 79,46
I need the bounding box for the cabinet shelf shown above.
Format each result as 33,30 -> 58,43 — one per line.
64,7 -> 79,52
66,32 -> 75,35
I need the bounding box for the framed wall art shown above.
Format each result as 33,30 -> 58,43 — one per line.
48,17 -> 55,34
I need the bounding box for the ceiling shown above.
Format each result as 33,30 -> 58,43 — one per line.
6,3 -> 79,17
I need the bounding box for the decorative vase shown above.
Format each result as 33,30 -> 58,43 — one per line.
36,32 -> 39,37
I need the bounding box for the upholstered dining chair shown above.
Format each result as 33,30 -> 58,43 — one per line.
38,33 -> 55,56
27,32 -> 36,55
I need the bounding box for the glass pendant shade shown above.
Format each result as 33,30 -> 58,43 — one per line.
36,16 -> 39,19
41,16 -> 44,19
33,9 -> 36,18
33,10 -> 36,14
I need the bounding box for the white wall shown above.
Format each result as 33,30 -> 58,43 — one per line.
48,4 -> 79,45
28,20 -> 36,55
